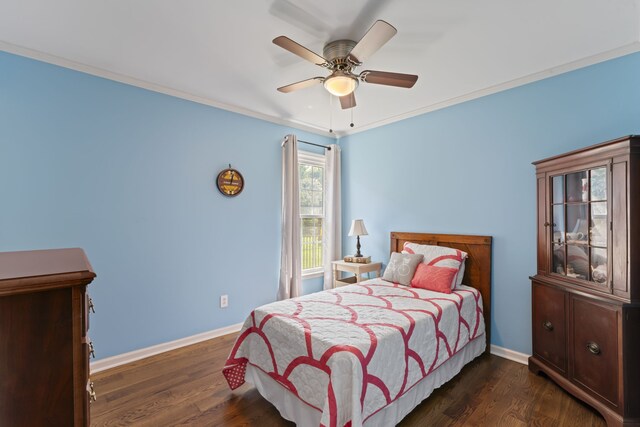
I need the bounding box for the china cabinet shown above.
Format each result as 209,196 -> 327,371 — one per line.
529,135 -> 640,426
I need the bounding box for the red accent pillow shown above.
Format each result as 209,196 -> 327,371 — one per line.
410,264 -> 458,294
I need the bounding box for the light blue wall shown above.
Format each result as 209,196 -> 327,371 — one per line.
0,51 -> 333,359
339,52 -> 640,354
3,49 -> 640,359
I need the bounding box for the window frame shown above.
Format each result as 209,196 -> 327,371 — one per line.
298,150 -> 326,278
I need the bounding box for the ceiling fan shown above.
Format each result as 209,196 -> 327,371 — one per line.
273,20 -> 418,110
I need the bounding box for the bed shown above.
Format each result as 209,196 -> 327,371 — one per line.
223,232 -> 492,426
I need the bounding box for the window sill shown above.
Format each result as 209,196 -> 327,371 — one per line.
302,270 -> 324,280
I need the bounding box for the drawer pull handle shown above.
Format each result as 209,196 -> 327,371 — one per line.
88,297 -> 95,314
542,320 -> 554,331
88,381 -> 97,403
89,341 -> 96,359
586,341 -> 601,355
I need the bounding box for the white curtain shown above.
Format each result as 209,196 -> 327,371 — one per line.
278,134 -> 302,300
323,144 -> 342,290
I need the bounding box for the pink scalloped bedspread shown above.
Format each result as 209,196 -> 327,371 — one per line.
223,279 -> 485,427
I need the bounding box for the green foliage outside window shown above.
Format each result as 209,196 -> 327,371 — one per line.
300,162 -> 324,270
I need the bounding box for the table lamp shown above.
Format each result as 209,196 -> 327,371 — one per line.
348,219 -> 368,258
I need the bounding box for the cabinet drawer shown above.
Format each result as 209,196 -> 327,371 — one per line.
532,282 -> 567,373
570,295 -> 619,407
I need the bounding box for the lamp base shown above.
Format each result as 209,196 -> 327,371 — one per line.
354,235 -> 362,258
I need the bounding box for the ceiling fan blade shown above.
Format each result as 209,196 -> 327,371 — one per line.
277,77 -> 325,93
273,36 -> 328,66
339,92 -> 356,110
360,70 -> 418,88
348,20 -> 397,63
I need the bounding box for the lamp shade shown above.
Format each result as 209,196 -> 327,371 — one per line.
323,71 -> 358,97
348,219 -> 368,237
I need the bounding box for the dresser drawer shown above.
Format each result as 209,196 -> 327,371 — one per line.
532,282 -> 567,374
570,295 -> 620,407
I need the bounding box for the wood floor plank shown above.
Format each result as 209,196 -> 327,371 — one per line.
90,333 -> 606,426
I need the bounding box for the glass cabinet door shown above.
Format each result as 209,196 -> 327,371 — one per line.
550,166 -> 608,287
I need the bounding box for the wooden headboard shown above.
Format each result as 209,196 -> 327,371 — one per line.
390,232 -> 493,350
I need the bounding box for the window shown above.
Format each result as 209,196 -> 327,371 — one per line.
299,151 -> 325,276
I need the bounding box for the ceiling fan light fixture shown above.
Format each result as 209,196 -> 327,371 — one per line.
323,72 -> 358,97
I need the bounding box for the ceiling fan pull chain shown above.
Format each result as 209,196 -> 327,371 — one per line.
329,94 -> 333,133
350,107 -> 354,128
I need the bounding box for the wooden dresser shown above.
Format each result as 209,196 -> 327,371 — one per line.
529,136 -> 640,427
0,248 -> 96,426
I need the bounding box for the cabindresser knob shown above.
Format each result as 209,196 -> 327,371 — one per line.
586,341 -> 601,355
88,381 -> 97,403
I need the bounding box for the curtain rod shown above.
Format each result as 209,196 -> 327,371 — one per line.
281,137 -> 331,150
300,140 -> 331,150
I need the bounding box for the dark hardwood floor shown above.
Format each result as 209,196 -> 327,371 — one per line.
90,333 -> 605,426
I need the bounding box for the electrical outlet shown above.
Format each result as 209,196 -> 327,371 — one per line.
220,294 -> 228,308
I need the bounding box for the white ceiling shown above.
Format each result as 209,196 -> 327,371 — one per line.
1,0 -> 639,136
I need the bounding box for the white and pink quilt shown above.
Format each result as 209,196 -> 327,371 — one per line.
223,279 -> 485,427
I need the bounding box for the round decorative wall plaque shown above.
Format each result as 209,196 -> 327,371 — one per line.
216,166 -> 244,197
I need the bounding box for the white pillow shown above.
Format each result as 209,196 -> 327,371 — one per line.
402,242 -> 467,289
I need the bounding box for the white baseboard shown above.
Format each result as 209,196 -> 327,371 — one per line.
490,344 -> 530,365
90,322 -> 244,373
90,324 -> 529,373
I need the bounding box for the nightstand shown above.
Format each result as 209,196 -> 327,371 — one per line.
331,260 -> 382,288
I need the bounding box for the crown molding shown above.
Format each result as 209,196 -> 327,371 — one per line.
338,41 -> 640,137
2,40 -> 639,140
0,40 -> 336,139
